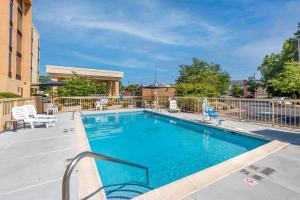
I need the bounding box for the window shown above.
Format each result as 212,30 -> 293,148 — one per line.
16,57 -> 21,80
17,11 -> 22,32
18,0 -> 22,12
9,26 -> 12,48
8,53 -> 12,78
10,0 -> 13,23
17,35 -> 22,54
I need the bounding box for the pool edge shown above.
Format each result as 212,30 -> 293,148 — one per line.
133,139 -> 288,200
75,112 -> 107,200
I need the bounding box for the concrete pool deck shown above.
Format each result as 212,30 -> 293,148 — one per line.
0,112 -> 78,200
0,109 -> 299,200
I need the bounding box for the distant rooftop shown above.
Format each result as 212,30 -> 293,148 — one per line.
142,83 -> 174,88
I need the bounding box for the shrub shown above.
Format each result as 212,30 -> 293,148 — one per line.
123,102 -> 129,107
0,92 -> 20,99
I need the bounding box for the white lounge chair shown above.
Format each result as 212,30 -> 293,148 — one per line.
12,106 -> 55,129
169,100 -> 180,113
23,105 -> 57,122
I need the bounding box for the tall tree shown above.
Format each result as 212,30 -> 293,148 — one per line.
295,22 -> 300,62
258,38 -> 298,95
268,61 -> 300,98
175,58 -> 230,97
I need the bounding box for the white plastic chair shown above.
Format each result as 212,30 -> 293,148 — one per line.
23,104 -> 57,122
12,106 -> 55,128
100,98 -> 108,110
45,103 -> 58,115
95,101 -> 102,111
169,100 -> 180,113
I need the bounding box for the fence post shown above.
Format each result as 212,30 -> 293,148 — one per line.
0,102 -> 3,132
272,99 -> 275,126
79,98 -> 82,110
239,100 -> 242,121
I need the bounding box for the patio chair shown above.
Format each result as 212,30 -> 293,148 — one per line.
169,100 -> 180,113
45,103 -> 58,115
100,98 -> 109,110
12,106 -> 56,129
143,100 -> 151,108
207,108 -> 220,121
23,105 -> 57,122
95,101 -> 101,111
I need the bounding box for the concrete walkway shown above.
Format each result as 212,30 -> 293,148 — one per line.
0,112 -> 78,200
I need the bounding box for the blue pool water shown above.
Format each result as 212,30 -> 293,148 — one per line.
82,111 -> 267,198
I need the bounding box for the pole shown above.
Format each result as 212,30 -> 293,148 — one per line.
51,86 -> 54,103
297,36 -> 300,63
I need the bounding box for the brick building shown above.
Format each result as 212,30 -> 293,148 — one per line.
139,84 -> 176,98
230,80 -> 268,98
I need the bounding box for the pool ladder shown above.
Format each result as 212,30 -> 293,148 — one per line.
62,151 -> 150,200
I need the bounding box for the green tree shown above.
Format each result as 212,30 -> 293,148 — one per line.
58,74 -> 105,96
38,75 -> 52,94
119,82 -> 126,92
231,84 -> 243,97
126,84 -> 139,93
175,58 -> 230,97
259,32 -> 299,95
268,61 -> 300,98
39,75 -> 51,83
247,78 -> 260,97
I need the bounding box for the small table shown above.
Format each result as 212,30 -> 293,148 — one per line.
4,120 -> 25,132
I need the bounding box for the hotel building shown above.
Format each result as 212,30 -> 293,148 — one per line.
30,24 -> 40,94
0,0 -> 34,97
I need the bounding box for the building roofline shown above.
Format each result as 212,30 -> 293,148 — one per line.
46,65 -> 124,80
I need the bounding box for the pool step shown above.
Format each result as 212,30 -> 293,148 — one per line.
104,183 -> 153,200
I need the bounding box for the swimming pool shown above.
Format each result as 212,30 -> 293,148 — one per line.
82,111 -> 268,198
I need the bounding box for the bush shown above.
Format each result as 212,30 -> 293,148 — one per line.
0,92 -> 20,99
123,102 -> 129,107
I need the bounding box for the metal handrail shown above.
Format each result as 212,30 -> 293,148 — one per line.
72,109 -> 82,120
62,151 -> 149,200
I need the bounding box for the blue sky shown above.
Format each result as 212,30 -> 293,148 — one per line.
33,0 -> 300,85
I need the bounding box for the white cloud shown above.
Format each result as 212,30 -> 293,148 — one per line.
235,37 -> 283,59
34,0 -> 228,47
68,50 -> 153,69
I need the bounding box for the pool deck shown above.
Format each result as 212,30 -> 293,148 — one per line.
0,109 -> 299,200
0,112 -> 78,200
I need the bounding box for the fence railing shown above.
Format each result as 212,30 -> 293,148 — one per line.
157,97 -> 300,129
55,96 -> 148,112
0,97 -> 37,132
1,96 -> 299,131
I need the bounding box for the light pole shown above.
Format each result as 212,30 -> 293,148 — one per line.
295,22 -> 300,63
